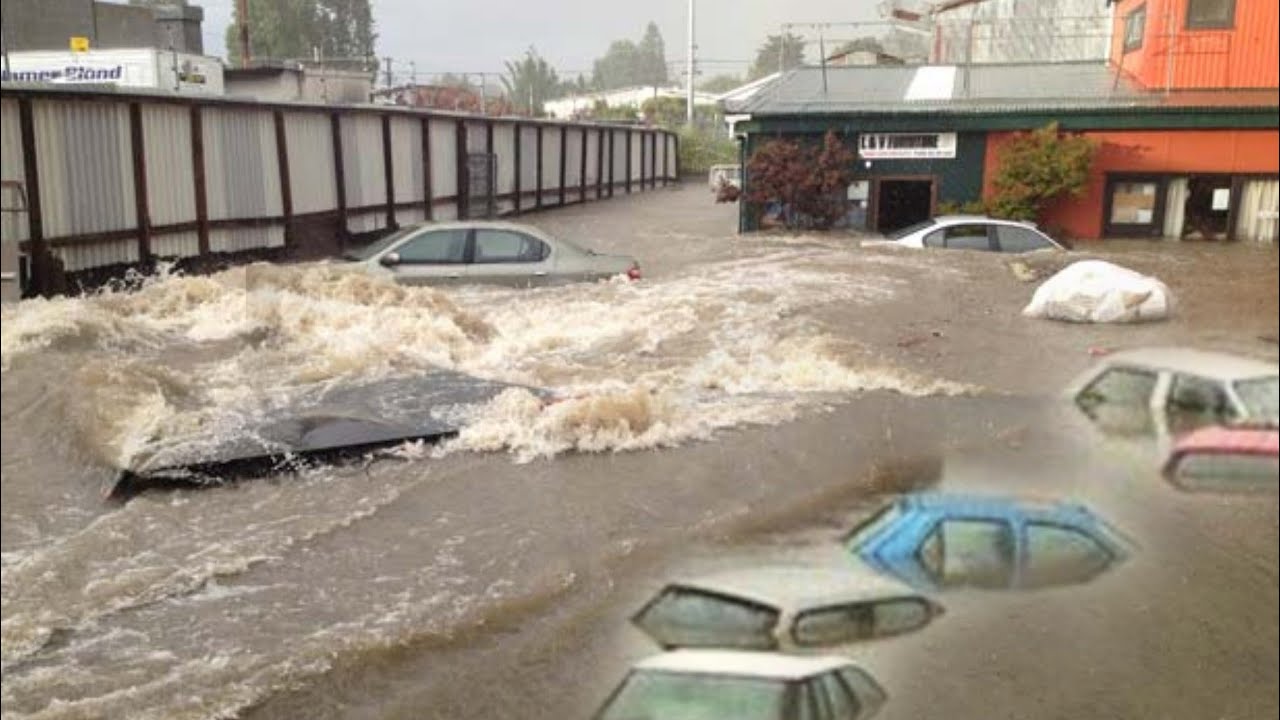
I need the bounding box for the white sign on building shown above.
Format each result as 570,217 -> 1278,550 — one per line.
1,49 -> 224,95
858,132 -> 957,160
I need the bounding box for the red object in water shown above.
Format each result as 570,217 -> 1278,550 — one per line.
1088,346 -> 1113,357
627,263 -> 642,281
1168,426 -> 1280,460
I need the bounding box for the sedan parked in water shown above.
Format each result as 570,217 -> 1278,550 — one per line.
342,221 -> 641,287
595,650 -> 886,720
846,493 -> 1130,591
632,566 -> 943,652
866,216 -> 1066,253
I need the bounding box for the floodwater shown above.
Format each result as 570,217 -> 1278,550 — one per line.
2,186 -> 1277,719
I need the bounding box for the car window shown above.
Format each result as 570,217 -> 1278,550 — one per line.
1167,374 -> 1234,435
1169,453 -> 1280,493
918,519 -> 1016,589
837,666 -> 887,717
792,603 -> 874,647
797,680 -> 820,720
996,225 -> 1054,252
792,598 -> 930,646
1234,376 -> 1279,421
598,670 -> 789,720
940,224 -> 992,250
922,229 -> 945,248
633,586 -> 779,650
395,229 -> 468,264
473,229 -> 548,264
1022,523 -> 1113,588
816,672 -> 861,720
1076,367 -> 1158,435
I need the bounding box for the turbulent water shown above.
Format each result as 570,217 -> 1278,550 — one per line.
0,230 -> 976,718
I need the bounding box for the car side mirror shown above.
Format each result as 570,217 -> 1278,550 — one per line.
379,252 -> 401,267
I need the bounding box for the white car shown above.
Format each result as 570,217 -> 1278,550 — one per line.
867,215 -> 1065,253
632,565 -> 943,652
341,220 -> 640,287
1067,347 -> 1279,439
595,649 -> 887,720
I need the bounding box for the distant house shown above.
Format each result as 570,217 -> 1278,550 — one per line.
544,86 -> 720,120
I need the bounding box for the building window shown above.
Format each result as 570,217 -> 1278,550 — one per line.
1123,5 -> 1146,52
1186,0 -> 1235,29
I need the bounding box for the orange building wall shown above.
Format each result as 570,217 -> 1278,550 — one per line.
1111,0 -> 1279,90
983,129 -> 1280,239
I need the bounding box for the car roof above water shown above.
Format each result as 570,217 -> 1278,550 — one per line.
895,492 -> 1102,525
932,215 -> 1037,227
635,649 -> 855,680
670,565 -> 924,611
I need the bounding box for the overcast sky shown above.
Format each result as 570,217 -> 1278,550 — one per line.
200,0 -> 884,80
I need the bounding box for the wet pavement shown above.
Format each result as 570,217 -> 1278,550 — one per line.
1,183 -> 1277,719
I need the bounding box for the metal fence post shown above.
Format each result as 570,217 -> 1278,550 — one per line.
128,103 -> 152,267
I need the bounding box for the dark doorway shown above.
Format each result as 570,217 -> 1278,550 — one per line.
1181,176 -> 1232,241
875,179 -> 934,233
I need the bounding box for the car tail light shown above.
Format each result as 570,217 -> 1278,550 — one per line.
626,263 -> 642,281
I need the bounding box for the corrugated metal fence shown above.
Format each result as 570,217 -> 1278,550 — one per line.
0,86 -> 680,295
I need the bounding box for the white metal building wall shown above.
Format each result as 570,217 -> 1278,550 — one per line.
494,122 -> 516,215
341,114 -> 386,233
518,126 -> 538,197
389,115 -> 424,226
1,99 -> 29,245
564,127 -> 583,193
202,106 -> 283,253
540,127 -> 561,205
141,104 -> 199,259
428,119 -> 456,207
611,129 -> 627,188
33,100 -> 138,271
283,112 -> 337,215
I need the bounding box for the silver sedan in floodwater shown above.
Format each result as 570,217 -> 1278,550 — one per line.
342,220 -> 641,288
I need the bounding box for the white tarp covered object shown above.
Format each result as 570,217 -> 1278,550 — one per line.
1023,260 -> 1173,323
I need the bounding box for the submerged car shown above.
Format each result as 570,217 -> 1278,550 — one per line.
1162,425 -> 1279,493
1068,348 -> 1280,439
867,216 -> 1066,253
342,220 -> 641,287
632,566 -> 943,652
595,649 -> 886,720
846,493 -> 1130,591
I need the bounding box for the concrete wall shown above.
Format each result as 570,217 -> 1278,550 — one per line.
1,0 -> 95,52
0,0 -> 202,53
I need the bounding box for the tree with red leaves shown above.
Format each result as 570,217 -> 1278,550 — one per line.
744,131 -> 856,229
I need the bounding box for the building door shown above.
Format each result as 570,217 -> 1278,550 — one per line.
874,178 -> 934,234
1235,178 -> 1280,243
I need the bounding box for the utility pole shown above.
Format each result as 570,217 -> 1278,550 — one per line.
235,0 -> 251,68
686,0 -> 696,125
383,57 -> 393,88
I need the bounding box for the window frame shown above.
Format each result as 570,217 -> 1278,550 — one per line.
390,228 -> 472,265
630,584 -> 782,651
1021,520 -> 1116,588
471,229 -> 551,265
1077,366 -> 1160,415
993,223 -> 1056,252
1102,175 -> 1167,238
915,516 -> 1017,588
1123,4 -> 1147,52
1185,0 -> 1236,30
791,597 -> 933,647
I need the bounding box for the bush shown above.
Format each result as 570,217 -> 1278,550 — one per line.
743,131 -> 856,230
678,126 -> 737,176
989,122 -> 1097,222
937,199 -> 989,215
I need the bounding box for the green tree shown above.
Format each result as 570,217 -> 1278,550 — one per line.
989,122 -> 1097,221
591,21 -> 669,90
587,100 -> 640,122
637,22 -> 668,85
749,33 -> 806,80
501,48 -> 561,116
699,74 -> 742,94
225,0 -> 375,65
677,126 -> 736,176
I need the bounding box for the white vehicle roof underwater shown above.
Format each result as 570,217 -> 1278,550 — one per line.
932,215 -> 1037,227
671,565 -> 924,612
1088,347 -> 1278,382
635,649 -> 855,680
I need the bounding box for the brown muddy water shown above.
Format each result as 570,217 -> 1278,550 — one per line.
2,186 -> 1277,719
